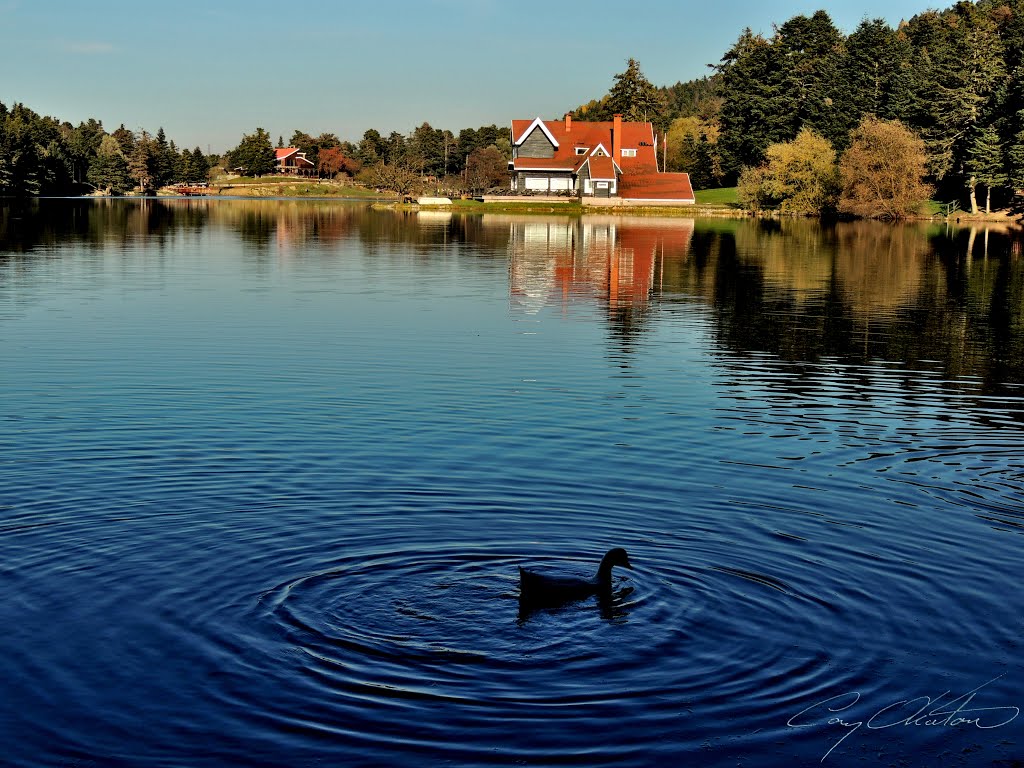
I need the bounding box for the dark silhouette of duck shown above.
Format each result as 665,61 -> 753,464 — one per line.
518,548 -> 633,608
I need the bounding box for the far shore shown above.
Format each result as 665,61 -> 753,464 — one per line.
82,177 -> 1022,228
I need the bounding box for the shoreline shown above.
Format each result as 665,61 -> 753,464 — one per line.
44,190 -> 1024,228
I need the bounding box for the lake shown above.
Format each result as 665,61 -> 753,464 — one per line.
1,198 -> 1022,767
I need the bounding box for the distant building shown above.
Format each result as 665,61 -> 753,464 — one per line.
275,147 -> 315,176
509,114 -> 694,203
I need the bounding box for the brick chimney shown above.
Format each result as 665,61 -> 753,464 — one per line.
612,113 -> 622,161
564,113 -> 572,133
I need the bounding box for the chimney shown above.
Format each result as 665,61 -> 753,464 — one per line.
564,113 -> 572,133
612,113 -> 622,161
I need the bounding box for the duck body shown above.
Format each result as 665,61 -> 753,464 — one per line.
518,547 -> 632,608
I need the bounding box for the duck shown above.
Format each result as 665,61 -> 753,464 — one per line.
518,547 -> 633,608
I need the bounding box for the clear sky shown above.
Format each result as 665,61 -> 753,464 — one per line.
2,0 -> 933,153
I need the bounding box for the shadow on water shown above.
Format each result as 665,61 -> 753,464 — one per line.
517,585 -> 636,626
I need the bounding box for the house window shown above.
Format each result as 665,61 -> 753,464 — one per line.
621,148 -> 637,158
575,147 -> 588,155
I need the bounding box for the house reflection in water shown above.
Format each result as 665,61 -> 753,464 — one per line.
504,216 -> 695,318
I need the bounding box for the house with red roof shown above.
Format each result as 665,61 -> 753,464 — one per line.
275,147 -> 315,176
509,114 -> 695,204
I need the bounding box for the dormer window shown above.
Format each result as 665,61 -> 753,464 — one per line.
575,147 -> 589,155
621,148 -> 637,158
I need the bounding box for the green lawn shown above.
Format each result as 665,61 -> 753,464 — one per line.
694,187 -> 739,206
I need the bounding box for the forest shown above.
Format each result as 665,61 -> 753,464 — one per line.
623,0 -> 1024,213
2,0 -> 1023,214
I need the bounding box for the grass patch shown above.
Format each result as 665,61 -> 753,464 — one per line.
276,184 -> 384,198
211,175 -> 308,185
694,187 -> 738,206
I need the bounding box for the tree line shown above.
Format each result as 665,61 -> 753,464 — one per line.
572,1 -> 1024,216
0,102 -> 212,197
225,122 -> 513,195
7,0 -> 1024,210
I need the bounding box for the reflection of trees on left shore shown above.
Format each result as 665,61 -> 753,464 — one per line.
0,197 -> 209,254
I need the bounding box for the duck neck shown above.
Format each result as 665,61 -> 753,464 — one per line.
596,559 -> 615,586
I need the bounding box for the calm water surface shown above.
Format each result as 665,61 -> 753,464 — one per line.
1,199 -> 1023,767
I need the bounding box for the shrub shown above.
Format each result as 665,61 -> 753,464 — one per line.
839,117 -> 932,220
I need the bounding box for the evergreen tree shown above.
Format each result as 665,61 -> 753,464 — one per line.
128,130 -> 156,191
773,11 -> 845,146
840,19 -> 913,131
902,5 -> 1006,184
153,127 -> 175,187
191,146 -> 210,182
228,127 -> 276,176
965,120 -> 1007,212
716,29 -> 791,177
87,134 -> 131,193
65,118 -> 104,188
111,123 -> 135,155
384,131 -> 406,166
607,58 -> 666,128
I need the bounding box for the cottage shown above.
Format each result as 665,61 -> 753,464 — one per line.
509,114 -> 694,203
275,147 -> 315,176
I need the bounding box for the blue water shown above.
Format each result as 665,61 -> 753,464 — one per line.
1,200 -> 1022,767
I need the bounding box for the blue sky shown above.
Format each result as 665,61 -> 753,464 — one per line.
2,0 -> 932,152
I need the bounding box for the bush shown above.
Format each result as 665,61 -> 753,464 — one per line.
839,117 -> 932,220
737,129 -> 840,215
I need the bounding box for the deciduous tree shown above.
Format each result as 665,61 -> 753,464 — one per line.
465,146 -> 509,193
318,146 -> 360,178
737,128 -> 839,214
839,116 -> 932,219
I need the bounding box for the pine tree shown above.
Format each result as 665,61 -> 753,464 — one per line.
774,11 -> 845,146
87,134 -> 130,193
965,120 -> 1007,213
228,127 -> 276,176
840,19 -> 913,133
607,58 -> 666,128
128,130 -> 156,191
717,29 -> 791,177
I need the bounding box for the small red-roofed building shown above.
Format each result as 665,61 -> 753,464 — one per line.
508,114 -> 694,203
275,148 -> 315,176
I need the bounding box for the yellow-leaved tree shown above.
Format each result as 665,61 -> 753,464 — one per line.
737,128 -> 840,215
839,117 -> 932,220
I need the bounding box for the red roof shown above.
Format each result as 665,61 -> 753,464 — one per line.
511,117 -> 658,172
619,171 -> 695,202
511,117 -> 695,202
275,147 -> 314,165
586,155 -> 617,181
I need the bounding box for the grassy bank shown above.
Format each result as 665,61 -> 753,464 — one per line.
694,187 -> 739,206
187,175 -> 390,199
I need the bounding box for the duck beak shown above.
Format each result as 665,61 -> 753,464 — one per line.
624,556 -> 633,570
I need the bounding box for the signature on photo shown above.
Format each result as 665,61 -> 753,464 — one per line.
787,675 -> 1020,762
